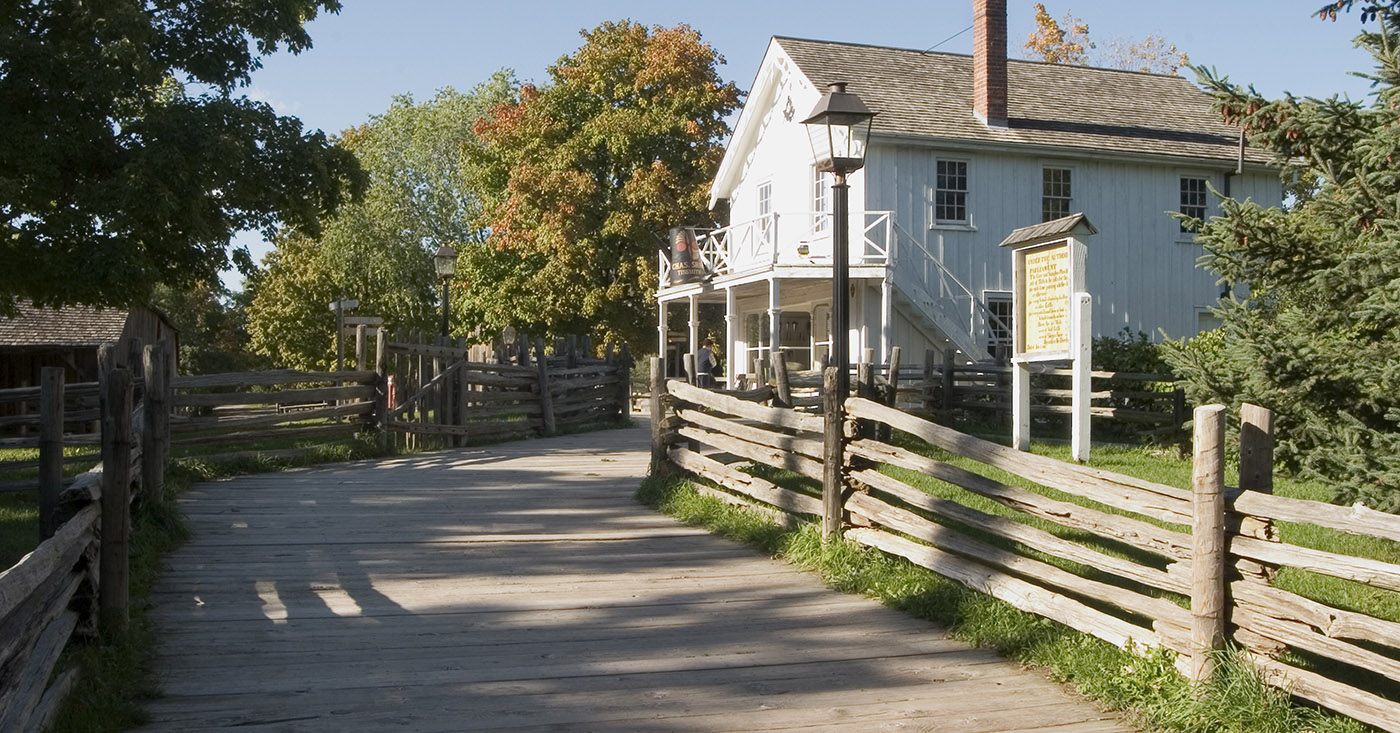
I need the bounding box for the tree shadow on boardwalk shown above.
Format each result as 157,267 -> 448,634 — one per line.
140,428 -> 1126,732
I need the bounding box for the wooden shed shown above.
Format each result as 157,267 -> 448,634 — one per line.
0,302 -> 178,390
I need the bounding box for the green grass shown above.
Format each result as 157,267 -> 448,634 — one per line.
637,473 -> 1368,732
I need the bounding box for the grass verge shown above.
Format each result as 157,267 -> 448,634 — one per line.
636,472 -> 1369,732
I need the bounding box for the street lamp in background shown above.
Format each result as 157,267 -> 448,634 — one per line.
434,243 -> 458,338
802,81 -> 875,405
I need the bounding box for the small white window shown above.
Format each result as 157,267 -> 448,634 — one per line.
933,160 -> 968,225
758,181 -> 772,217
1180,176 -> 1208,232
985,292 -> 1014,363
813,169 -> 831,232
1042,167 -> 1072,222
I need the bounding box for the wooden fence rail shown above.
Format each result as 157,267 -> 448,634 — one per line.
0,338 -> 174,732
653,359 -> 1400,732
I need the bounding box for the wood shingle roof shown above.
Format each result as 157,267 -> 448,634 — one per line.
775,37 -> 1265,164
0,302 -> 130,348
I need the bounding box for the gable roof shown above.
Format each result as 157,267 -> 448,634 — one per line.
0,302 -> 131,348
773,36 -> 1265,165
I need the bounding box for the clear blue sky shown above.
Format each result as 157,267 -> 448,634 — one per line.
228,0 -> 1379,287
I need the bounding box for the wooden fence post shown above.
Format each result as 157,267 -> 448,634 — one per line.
535,338 -> 556,436
822,366 -> 843,540
141,342 -> 167,503
1172,388 -> 1189,454
880,346 -> 902,442
1190,403 -> 1228,683
617,344 -> 632,421
374,328 -> 388,449
1238,403 -> 1277,582
161,338 -> 175,470
567,335 -> 579,369
682,353 -> 697,386
456,343 -> 469,447
38,367 -> 64,541
771,350 -> 792,407
942,347 -> 955,411
100,368 -> 133,637
649,357 -> 667,475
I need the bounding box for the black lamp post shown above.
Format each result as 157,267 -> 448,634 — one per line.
802,82 -> 875,405
434,243 -> 458,338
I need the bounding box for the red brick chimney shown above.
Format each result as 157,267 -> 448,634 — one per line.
973,0 -> 1008,126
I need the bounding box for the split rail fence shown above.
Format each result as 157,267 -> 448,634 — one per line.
0,339 -> 174,731
652,360 -> 1400,732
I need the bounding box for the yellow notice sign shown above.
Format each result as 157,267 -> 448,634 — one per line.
1022,244 -> 1071,355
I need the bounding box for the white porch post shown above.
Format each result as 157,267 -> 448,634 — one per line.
767,277 -> 781,368
688,293 -> 700,370
657,299 -> 669,362
725,286 -> 738,383
880,273 -> 893,362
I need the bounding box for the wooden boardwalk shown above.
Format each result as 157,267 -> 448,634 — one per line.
142,424 -> 1129,732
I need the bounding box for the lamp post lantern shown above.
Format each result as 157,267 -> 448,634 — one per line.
434,243 -> 458,338
802,81 -> 875,405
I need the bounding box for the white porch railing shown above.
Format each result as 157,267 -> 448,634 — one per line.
657,211 -> 892,285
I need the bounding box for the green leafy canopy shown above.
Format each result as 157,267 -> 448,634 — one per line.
0,1 -> 365,314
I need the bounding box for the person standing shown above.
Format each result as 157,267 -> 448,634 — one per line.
695,339 -> 716,388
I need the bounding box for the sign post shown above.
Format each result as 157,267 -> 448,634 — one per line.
328,299 -> 359,372
1000,214 -> 1095,461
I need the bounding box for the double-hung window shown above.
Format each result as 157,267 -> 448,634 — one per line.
985,293 -> 1014,363
813,169 -> 831,233
1179,176 -> 1208,232
1042,167 -> 1072,222
934,160 -> 969,225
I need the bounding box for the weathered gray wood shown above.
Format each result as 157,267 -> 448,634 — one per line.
771,350 -> 792,407
142,343 -> 167,503
1233,605 -> 1400,685
1190,404 -> 1227,682
1230,535 -> 1400,592
849,467 -> 1186,595
682,352 -> 697,385
1233,491 -> 1400,544
674,409 -> 824,460
173,400 -> 375,433
845,491 -> 1188,627
173,384 -> 376,408
845,438 -> 1191,563
384,341 -> 467,360
942,348 -> 955,409
822,366 -> 843,539
0,508 -> 95,663
172,422 -> 359,448
676,425 -> 824,482
173,369 -> 377,390
668,380 -> 823,434
650,358 -> 667,475
615,344 -> 632,421
847,528 -> 1162,651
535,338 -> 556,436
100,368 -> 133,635
668,447 -> 822,516
38,368 -> 64,541
1248,652 -> 1400,733
844,397 -> 1192,524
26,666 -> 78,733
0,607 -> 78,732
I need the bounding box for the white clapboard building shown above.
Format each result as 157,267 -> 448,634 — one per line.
656,0 -> 1279,379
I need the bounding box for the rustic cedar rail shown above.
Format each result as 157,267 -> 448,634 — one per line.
655,363 -> 1400,732
0,339 -> 175,732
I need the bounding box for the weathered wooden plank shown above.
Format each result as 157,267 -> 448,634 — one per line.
844,397 -> 1192,524
1231,535 -> 1400,592
1233,605 -> 1400,683
668,380 -> 823,434
676,425 -> 824,482
172,401 -> 374,433
1233,491 -> 1400,544
669,447 -> 821,517
676,408 -> 825,460
0,506 -> 97,630
846,439 -> 1191,561
1248,652 -> 1400,733
0,608 -> 78,732
845,492 -> 1188,624
172,422 -> 360,448
847,528 -> 1162,651
173,370 -> 376,390
849,468 -> 1187,595
1231,578 -> 1400,650
173,384 -> 376,408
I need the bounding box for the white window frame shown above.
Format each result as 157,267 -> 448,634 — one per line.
931,158 -> 972,229
813,169 -> 831,233
984,290 -> 1014,362
1178,174 -> 1210,239
1041,165 -> 1073,223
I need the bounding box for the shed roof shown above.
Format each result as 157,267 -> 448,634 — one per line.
0,302 -> 131,348
774,37 -> 1263,164
1000,213 -> 1097,247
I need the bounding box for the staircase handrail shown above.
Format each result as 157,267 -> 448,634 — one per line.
888,220 -> 1009,337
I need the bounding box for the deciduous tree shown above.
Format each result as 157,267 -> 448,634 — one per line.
0,1 -> 364,315
1024,4 -> 1189,75
1163,1 -> 1400,510
463,21 -> 742,350
1024,3 -> 1093,66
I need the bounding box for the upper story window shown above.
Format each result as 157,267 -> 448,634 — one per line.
813,169 -> 831,232
1180,176 -> 1208,232
757,181 -> 773,218
934,160 -> 969,225
1042,167 -> 1072,222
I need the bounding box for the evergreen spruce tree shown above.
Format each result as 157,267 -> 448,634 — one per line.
1163,1 -> 1400,510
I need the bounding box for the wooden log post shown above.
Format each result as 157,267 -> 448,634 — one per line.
923,349 -> 936,412
880,347 -> 902,443
771,350 -> 792,408
942,347 -> 956,411
1238,403 -> 1277,581
617,344 -> 632,422
567,335 -> 579,369
456,347 -> 469,447
535,338 -> 556,436
161,338 -> 176,471
1191,403 -> 1228,683
1172,388 -> 1189,455
141,342 -> 167,503
682,353 -> 697,386
38,367 -> 65,541
355,324 -> 367,371
649,357 -> 668,475
374,327 -> 388,448
857,355 -> 875,440
100,368 -> 134,637
822,366 -> 843,540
